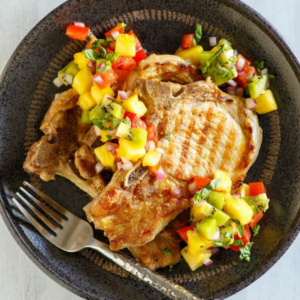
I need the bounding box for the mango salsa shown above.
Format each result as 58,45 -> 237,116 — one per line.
91,85 -> 115,105
175,45 -> 203,66
94,144 -> 115,168
72,67 -> 93,95
115,34 -> 136,57
255,89 -> 278,114
117,138 -> 146,162
186,230 -> 214,254
122,93 -> 147,117
74,52 -> 90,69
77,92 -> 96,111
181,246 -> 212,271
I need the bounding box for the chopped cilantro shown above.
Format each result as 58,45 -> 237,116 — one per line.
255,60 -> 265,74
162,248 -> 173,256
122,117 -> 131,126
237,224 -> 244,238
239,242 -> 254,262
253,224 -> 260,237
189,213 -> 194,222
268,74 -> 275,79
193,179 -> 221,204
202,44 -> 225,74
165,132 -> 172,141
183,249 -> 188,254
231,219 -> 241,225
106,52 -> 120,63
193,24 -> 202,46
83,49 -> 103,61
106,135 -> 112,141
215,62 -> 233,78
233,239 -> 243,246
214,241 -> 223,247
120,178 -> 124,182
169,265 -> 174,271
225,232 -> 234,239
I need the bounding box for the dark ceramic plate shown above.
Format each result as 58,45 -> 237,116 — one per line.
0,0 -> 300,299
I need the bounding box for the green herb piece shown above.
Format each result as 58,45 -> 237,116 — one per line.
97,65 -> 111,73
237,224 -> 244,238
214,241 -> 223,247
183,249 -> 188,254
162,248 -> 173,256
193,179 -> 222,204
215,62 -> 233,78
255,60 -> 265,74
169,265 -> 174,271
120,178 -> 124,182
268,74 -> 275,79
253,224 -> 260,237
189,213 -> 194,222
106,52 -> 120,63
225,239 -> 231,246
106,36 -> 114,43
229,55 -> 237,63
193,24 -> 202,46
225,232 -> 234,239
179,257 -> 184,263
122,117 -> 131,126
202,44 -> 225,74
231,219 -> 241,225
112,117 -> 121,128
239,242 -> 254,262
86,35 -> 93,42
83,49 -> 102,61
165,132 -> 172,141
106,135 -> 112,141
120,22 -> 127,29
233,239 -> 243,246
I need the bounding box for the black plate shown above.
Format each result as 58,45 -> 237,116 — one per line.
0,0 -> 300,299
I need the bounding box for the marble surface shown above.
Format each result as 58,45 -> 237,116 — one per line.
0,0 -> 299,299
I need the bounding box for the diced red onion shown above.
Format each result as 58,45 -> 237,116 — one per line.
87,60 -> 94,68
63,74 -> 73,85
97,63 -> 105,69
227,86 -> 236,95
53,76 -> 63,88
261,68 -> 268,75
117,161 -> 123,171
106,143 -> 115,152
233,193 -> 241,199
74,21 -> 85,27
122,161 -> 134,171
126,90 -> 132,97
93,74 -> 104,84
188,181 -> 197,195
94,126 -> 101,137
208,37 -> 217,47
156,171 -> 165,181
246,98 -> 257,109
236,87 -> 244,97
227,79 -> 237,87
156,147 -> 165,154
95,162 -> 104,174
109,129 -> 117,135
210,227 -> 220,241
236,56 -> 246,70
233,49 -> 238,56
203,258 -> 213,266
121,156 -> 130,164
136,44 -> 142,51
172,189 -> 181,196
54,93 -> 61,99
145,141 -> 155,151
265,78 -> 270,89
118,90 -> 128,100
111,31 -> 120,40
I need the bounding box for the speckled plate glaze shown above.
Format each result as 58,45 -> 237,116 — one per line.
0,0 -> 299,299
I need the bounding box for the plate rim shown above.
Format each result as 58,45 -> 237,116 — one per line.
0,0 -> 300,299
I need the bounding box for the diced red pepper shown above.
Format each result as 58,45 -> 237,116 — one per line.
123,112 -> 146,129
66,24 -> 90,41
133,48 -> 147,64
249,211 -> 264,228
176,226 -> 195,244
93,69 -> 118,89
181,34 -> 194,49
148,162 -> 160,173
146,124 -> 156,141
113,56 -> 137,72
249,182 -> 265,196
104,23 -> 125,38
194,177 -> 212,191
236,66 -> 257,89
230,225 -> 251,252
114,69 -> 130,85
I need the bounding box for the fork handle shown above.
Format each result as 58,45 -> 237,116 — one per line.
87,238 -> 201,300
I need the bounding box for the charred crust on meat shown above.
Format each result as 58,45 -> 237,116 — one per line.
47,136 -> 57,144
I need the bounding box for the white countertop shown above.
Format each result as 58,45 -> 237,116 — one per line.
0,0 -> 299,299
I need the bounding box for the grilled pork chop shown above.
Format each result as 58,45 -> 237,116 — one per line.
84,54 -> 262,252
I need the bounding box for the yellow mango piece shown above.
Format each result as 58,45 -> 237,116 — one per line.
181,246 -> 212,271
91,85 -> 115,105
142,150 -> 161,167
117,138 -> 146,162
122,93 -> 147,117
94,144 -> 115,168
175,45 -> 203,66
214,170 -> 232,193
191,205 -> 208,222
186,230 -> 214,254
73,52 -> 90,69
237,183 -> 250,197
72,67 -> 93,95
77,92 -> 96,111
255,89 -> 278,114
224,194 -> 253,225
115,34 -> 136,57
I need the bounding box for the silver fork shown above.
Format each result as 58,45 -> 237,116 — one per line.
12,181 -> 201,300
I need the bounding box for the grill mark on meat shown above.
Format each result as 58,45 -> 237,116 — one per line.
220,124 -> 238,170
193,106 -> 215,169
206,113 -> 228,174
175,117 -> 196,177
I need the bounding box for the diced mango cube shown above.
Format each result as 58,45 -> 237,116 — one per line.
186,230 -> 214,254
72,67 -> 93,95
74,52 -> 90,69
115,34 -> 136,57
91,85 -> 115,105
94,144 -> 115,168
191,205 -> 207,222
142,150 -> 161,167
214,170 -> 232,193
181,246 -> 212,271
237,183 -> 250,197
255,89 -> 278,114
77,92 -> 96,111
117,138 -> 146,162
122,93 -> 147,117
223,194 -> 253,225
175,45 -> 203,66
